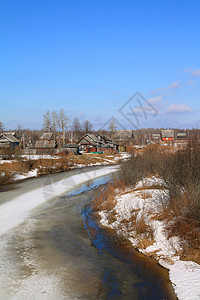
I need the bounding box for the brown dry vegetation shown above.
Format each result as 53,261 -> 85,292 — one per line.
118,140 -> 200,263
91,141 -> 200,262
92,181 -> 155,250
0,152 -> 121,185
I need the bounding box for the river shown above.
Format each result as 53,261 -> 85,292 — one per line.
0,166 -> 177,299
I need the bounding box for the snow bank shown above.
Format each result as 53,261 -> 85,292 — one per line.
99,177 -> 200,300
0,165 -> 119,236
0,160 -> 13,164
20,154 -> 59,160
14,169 -> 38,181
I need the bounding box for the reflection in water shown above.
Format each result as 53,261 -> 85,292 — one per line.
0,175 -> 177,299
83,201 -> 177,300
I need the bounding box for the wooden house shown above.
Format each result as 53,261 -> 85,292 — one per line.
78,133 -> 119,152
62,144 -> 79,155
77,134 -> 103,152
161,130 -> 175,142
176,132 -> 187,140
152,133 -> 161,141
35,132 -> 56,154
0,132 -> 20,148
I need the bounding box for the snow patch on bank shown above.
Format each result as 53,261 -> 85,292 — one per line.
14,169 -> 38,181
99,177 -> 200,300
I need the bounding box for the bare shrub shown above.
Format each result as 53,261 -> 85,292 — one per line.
118,145 -> 163,187
0,165 -> 14,185
92,182 -> 117,213
0,147 -> 22,160
118,140 -> 200,258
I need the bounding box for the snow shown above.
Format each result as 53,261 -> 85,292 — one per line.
0,152 -> 128,183
0,160 -> 13,164
14,169 -> 38,181
0,165 -> 119,236
20,154 -> 59,160
99,177 -> 200,300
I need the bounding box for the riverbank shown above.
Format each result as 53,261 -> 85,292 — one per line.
0,152 -> 129,185
91,177 -> 200,300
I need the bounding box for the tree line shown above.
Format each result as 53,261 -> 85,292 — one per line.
43,109 -> 93,142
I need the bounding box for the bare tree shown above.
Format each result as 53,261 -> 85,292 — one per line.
109,118 -> 117,140
71,117 -> 82,141
57,109 -> 69,145
43,110 -> 52,132
82,120 -> 93,134
16,123 -> 24,139
0,121 -> 5,134
51,110 -> 58,141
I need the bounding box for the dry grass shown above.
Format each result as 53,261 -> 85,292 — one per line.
92,182 -> 117,212
136,237 -> 155,249
0,152 -> 123,185
165,217 -> 200,264
118,140 -> 200,262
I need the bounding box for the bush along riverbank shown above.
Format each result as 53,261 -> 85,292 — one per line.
91,141 -> 200,300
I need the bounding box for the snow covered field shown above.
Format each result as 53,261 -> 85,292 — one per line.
99,177 -> 200,300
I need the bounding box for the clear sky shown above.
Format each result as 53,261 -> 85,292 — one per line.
1,0 -> 200,130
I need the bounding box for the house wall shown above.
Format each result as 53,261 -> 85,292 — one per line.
162,137 -> 174,141
36,148 -> 55,155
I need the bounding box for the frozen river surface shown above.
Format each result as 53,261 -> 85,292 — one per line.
0,166 -> 177,299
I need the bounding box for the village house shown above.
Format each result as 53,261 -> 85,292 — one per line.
152,133 -> 161,142
35,132 -> 57,154
61,144 -> 79,155
161,130 -> 175,142
0,132 -> 20,148
77,134 -> 103,152
78,133 -> 119,152
176,132 -> 187,140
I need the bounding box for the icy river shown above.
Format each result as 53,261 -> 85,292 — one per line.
0,166 -> 177,299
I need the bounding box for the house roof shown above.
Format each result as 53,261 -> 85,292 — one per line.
161,130 -> 174,138
78,133 -> 102,146
40,132 -> 53,140
177,132 -> 187,137
0,134 -> 19,143
86,133 -> 99,142
35,140 -> 56,148
77,133 -> 119,148
63,144 -> 79,148
3,132 -> 17,136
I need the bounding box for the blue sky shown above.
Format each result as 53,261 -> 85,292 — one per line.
1,0 -> 200,130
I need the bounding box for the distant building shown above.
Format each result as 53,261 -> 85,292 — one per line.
161,130 -> 175,141
78,134 -> 102,151
176,132 -> 187,140
78,133 -> 119,152
35,132 -> 56,154
152,133 -> 161,141
0,132 -> 20,148
40,132 -> 54,141
62,144 -> 79,155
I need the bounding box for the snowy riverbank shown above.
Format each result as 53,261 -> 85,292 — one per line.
0,152 -> 129,183
99,177 -> 200,300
